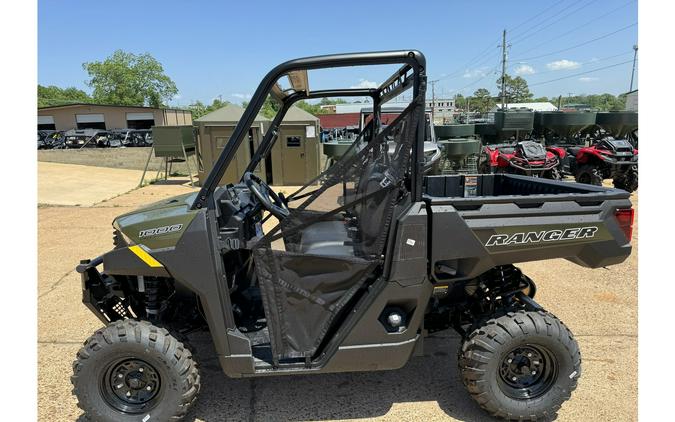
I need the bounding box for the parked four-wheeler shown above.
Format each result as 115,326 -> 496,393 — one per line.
565,137 -> 638,192
479,140 -> 562,179
72,51 -> 634,421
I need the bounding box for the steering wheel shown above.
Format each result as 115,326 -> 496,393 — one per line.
243,172 -> 290,220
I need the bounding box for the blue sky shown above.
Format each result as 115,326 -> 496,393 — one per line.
38,0 -> 638,105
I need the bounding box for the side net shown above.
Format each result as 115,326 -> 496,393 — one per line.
253,95 -> 423,360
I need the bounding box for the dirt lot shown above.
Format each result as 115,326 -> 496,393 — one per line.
37,166 -> 637,421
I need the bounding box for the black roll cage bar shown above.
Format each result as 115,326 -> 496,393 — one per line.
191,50 -> 427,210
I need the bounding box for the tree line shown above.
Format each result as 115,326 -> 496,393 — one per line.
453,74 -> 626,113
38,50 -> 628,116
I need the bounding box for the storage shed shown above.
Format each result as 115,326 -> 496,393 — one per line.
270,106 -> 322,186
195,104 -> 270,186
195,104 -> 322,186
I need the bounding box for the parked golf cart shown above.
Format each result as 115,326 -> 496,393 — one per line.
62,128 -> 111,148
37,130 -> 64,149
73,51 -> 633,421
110,128 -> 154,147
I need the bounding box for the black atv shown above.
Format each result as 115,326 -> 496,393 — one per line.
72,51 -> 634,421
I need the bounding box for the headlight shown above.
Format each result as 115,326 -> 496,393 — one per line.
113,229 -> 134,248
78,140 -> 85,145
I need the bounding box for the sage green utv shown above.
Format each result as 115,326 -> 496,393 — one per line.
72,51 -> 634,421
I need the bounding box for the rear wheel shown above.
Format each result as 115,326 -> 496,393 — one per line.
72,319 -> 200,422
459,310 -> 581,421
575,164 -> 602,186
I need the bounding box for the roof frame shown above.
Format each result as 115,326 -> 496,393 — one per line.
192,50 -> 427,210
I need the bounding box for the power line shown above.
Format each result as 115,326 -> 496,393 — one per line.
447,65 -> 500,95
512,0 -> 636,53
528,59 -> 634,87
506,0 -> 567,37
511,22 -> 637,62
435,40 -> 500,81
510,0 -> 598,45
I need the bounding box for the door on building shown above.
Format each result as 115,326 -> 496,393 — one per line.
279,128 -> 307,185
76,114 -> 106,130
126,112 -> 155,129
209,127 -> 266,186
38,116 -> 56,130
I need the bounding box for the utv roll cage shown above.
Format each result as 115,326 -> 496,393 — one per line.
192,50 -> 427,210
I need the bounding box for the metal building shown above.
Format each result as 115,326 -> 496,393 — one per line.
38,103 -> 192,131
195,104 -> 321,186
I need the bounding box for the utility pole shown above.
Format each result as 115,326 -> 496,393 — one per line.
430,79 -> 439,124
629,44 -> 638,92
500,29 -> 508,110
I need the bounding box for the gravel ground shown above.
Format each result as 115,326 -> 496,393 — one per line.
37,172 -> 637,422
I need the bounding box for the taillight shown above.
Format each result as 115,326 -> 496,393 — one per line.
615,208 -> 635,241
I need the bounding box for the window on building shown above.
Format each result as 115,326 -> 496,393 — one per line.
286,136 -> 302,147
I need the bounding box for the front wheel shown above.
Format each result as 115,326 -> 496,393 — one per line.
614,167 -> 638,192
575,164 -> 602,186
459,310 -> 581,420
71,319 -> 200,422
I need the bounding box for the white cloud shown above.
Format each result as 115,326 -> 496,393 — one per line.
462,67 -> 490,78
514,64 -> 535,75
350,79 -> 378,89
546,59 -> 581,71
231,93 -> 252,100
578,77 -> 599,82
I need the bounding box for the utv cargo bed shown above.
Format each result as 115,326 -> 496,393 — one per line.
423,174 -> 633,282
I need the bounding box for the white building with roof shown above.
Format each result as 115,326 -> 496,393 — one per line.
493,102 -> 558,112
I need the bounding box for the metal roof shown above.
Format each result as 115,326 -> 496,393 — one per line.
38,102 -> 188,112
281,106 -> 319,122
195,104 -> 270,123
494,102 -> 558,112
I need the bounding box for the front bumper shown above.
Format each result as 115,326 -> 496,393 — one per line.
76,256 -> 120,324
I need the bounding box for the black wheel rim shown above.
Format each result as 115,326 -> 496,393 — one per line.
498,344 -> 558,400
100,358 -> 162,414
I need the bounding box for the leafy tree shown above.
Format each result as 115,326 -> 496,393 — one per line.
187,98 -> 230,120
472,88 -> 495,113
455,94 -> 466,110
83,50 -> 178,108
38,85 -> 92,107
558,94 -> 626,111
240,96 -> 282,118
319,98 -> 347,106
497,74 -> 533,103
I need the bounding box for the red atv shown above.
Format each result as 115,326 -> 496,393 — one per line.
479,140 -> 561,179
548,137 -> 638,192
